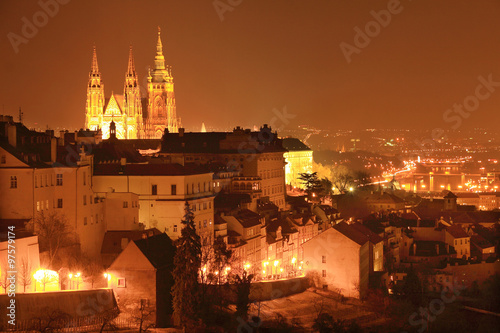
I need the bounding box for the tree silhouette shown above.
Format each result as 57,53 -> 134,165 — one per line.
171,201 -> 202,329
233,271 -> 254,320
18,257 -> 33,292
298,172 -> 322,197
29,211 -> 77,269
330,165 -> 355,194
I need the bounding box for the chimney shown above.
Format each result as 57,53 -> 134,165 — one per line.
50,137 -> 57,163
7,123 -> 16,147
179,128 -> 185,137
59,131 -> 65,146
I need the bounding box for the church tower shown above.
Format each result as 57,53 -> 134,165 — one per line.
123,45 -> 143,139
85,46 -> 105,131
145,27 -> 179,138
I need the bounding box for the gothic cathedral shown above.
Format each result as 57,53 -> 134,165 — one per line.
85,28 -> 180,139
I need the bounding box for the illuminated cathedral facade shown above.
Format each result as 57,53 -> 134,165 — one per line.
85,28 -> 180,139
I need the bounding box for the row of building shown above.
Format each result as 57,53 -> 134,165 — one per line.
0,115 -> 314,281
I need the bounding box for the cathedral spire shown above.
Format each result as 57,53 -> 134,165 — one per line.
91,45 -> 99,73
154,26 -> 166,71
125,45 -> 139,89
127,44 -> 136,75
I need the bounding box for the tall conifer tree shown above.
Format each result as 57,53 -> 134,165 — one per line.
172,201 -> 202,328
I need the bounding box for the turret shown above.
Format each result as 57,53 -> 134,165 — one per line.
85,45 -> 105,130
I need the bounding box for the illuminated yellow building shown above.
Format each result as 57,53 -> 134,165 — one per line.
85,28 -> 180,139
282,138 -> 313,188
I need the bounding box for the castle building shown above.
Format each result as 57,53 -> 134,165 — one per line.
85,28 -> 180,140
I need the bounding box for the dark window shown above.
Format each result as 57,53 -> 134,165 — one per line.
56,174 -> 63,186
322,270 -> 326,277
152,184 -> 157,195
57,199 -> 63,208
171,184 -> 176,195
10,176 -> 17,189
322,256 -> 326,263
173,225 -> 178,232
123,201 -> 128,208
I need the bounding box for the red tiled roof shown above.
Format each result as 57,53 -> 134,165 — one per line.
333,222 -> 369,246
446,224 -> 469,239
350,222 -> 383,244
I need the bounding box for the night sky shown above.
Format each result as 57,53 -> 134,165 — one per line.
0,0 -> 499,132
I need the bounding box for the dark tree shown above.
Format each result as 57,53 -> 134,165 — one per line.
330,166 -> 355,194
319,177 -> 334,200
171,201 -> 202,328
233,271 -> 254,320
403,266 -> 423,306
298,172 -> 322,197
83,257 -> 104,289
212,235 -> 233,285
353,170 -> 371,187
18,257 -> 33,292
29,211 -> 77,269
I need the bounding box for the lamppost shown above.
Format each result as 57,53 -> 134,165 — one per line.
75,272 -> 81,290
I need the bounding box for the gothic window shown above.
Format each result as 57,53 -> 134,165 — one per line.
155,97 -> 163,116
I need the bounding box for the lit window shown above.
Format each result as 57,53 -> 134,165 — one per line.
117,278 -> 126,288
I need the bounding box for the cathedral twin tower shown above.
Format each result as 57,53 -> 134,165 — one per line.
85,28 -> 180,139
